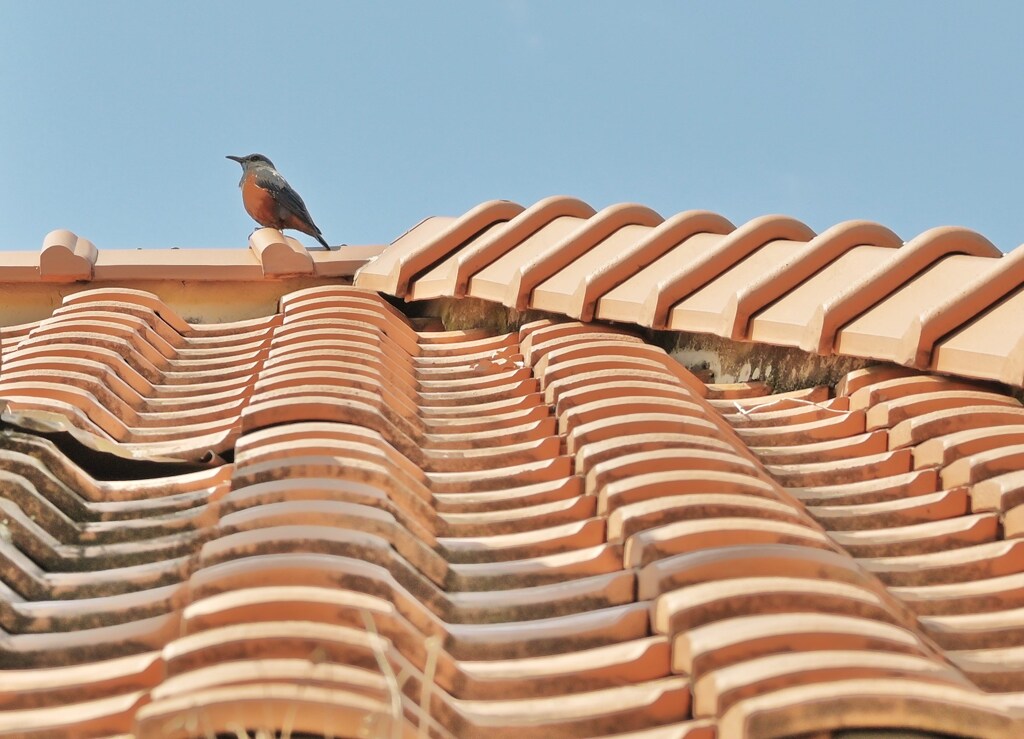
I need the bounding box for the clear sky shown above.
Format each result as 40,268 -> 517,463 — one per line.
1,2 -> 1022,252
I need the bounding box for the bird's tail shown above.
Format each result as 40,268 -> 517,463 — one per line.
316,233 -> 331,251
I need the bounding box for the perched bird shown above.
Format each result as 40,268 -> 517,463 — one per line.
227,153 -> 331,250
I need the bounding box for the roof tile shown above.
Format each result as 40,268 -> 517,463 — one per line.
356,198 -> 1024,389
6,254 -> 1024,735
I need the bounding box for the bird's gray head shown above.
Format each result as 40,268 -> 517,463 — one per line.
226,153 -> 275,170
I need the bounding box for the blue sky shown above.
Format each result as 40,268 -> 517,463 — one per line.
1,2 -> 1022,251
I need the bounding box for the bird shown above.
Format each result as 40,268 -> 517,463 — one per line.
226,153 -> 332,250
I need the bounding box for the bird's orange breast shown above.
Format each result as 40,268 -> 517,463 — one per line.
240,173 -> 282,228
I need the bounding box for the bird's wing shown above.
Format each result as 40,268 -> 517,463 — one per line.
254,169 -> 324,235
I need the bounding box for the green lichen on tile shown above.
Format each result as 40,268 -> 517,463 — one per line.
655,330 -> 877,394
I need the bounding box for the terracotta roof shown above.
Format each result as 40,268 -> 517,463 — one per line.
0,277 -> 1023,737
354,196 -> 1024,387
5,197 -> 1024,737
1,228 -> 383,283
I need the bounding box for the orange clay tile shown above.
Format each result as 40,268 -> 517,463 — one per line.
533,211 -> 736,322
638,544 -> 900,604
600,215 -> 816,329
800,226 -> 1000,355
745,243 -> 895,348
835,252 -> 1001,363
931,283 -> 1024,385
731,409 -> 867,446
720,220 -> 902,340
671,612 -> 930,676
409,196 -> 597,302
11,211 -> 1024,737
865,390 -> 1021,431
355,199 -> 525,296
747,430 -> 888,465
693,648 -> 971,718
835,364 -> 921,396
666,235 -> 813,335
846,373 -> 993,409
652,576 -> 905,640
716,678 -> 1016,739
941,443 -> 1024,489
764,448 -> 912,488
785,468 -> 939,507
38,229 -> 98,282
913,424 -> 1024,471
922,603 -> 1024,650
808,487 -> 970,531
857,538 -> 1024,588
972,470 -> 1024,513
247,228 -> 314,277
947,647 -> 1024,692
827,513 -> 1000,558
902,242 -> 1024,368
624,516 -> 833,568
888,405 -> 1024,449
585,447 -> 762,497
696,646 -> 974,716
467,203 -> 663,310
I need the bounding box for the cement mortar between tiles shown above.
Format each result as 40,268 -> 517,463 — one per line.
665,330 -> 876,393
0,278 -> 352,327
417,295 -> 877,396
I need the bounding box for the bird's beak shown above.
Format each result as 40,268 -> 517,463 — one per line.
226,155 -> 244,163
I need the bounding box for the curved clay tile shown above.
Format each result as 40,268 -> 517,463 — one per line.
672,611 -> 928,676
61,287 -> 195,335
717,677 -> 1016,738
889,404 -> 1024,449
39,229 -> 98,283
13,277 -> 1024,735
51,303 -> 189,348
247,228 -> 314,277
829,514 -> 1000,559
912,424 -> 1024,471
810,487 -> 969,531
898,242 -> 1024,368
639,215 -> 816,329
754,431 -> 889,467
281,284 -> 413,325
409,195 -> 597,301
722,220 -> 902,339
733,410 -> 868,447
609,493 -> 807,544
929,286 -> 1024,385
653,576 -> 896,636
135,683 -> 394,739
625,516 -> 834,568
847,374 -> 988,411
801,225 -> 1001,355
355,199 -> 526,297
547,210 -> 736,322
495,202 -> 664,310
866,390 -> 1021,431
695,648 -> 971,719
970,469 -> 1024,513
766,448 -> 912,489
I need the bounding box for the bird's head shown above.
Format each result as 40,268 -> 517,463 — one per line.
226,153 -> 275,170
